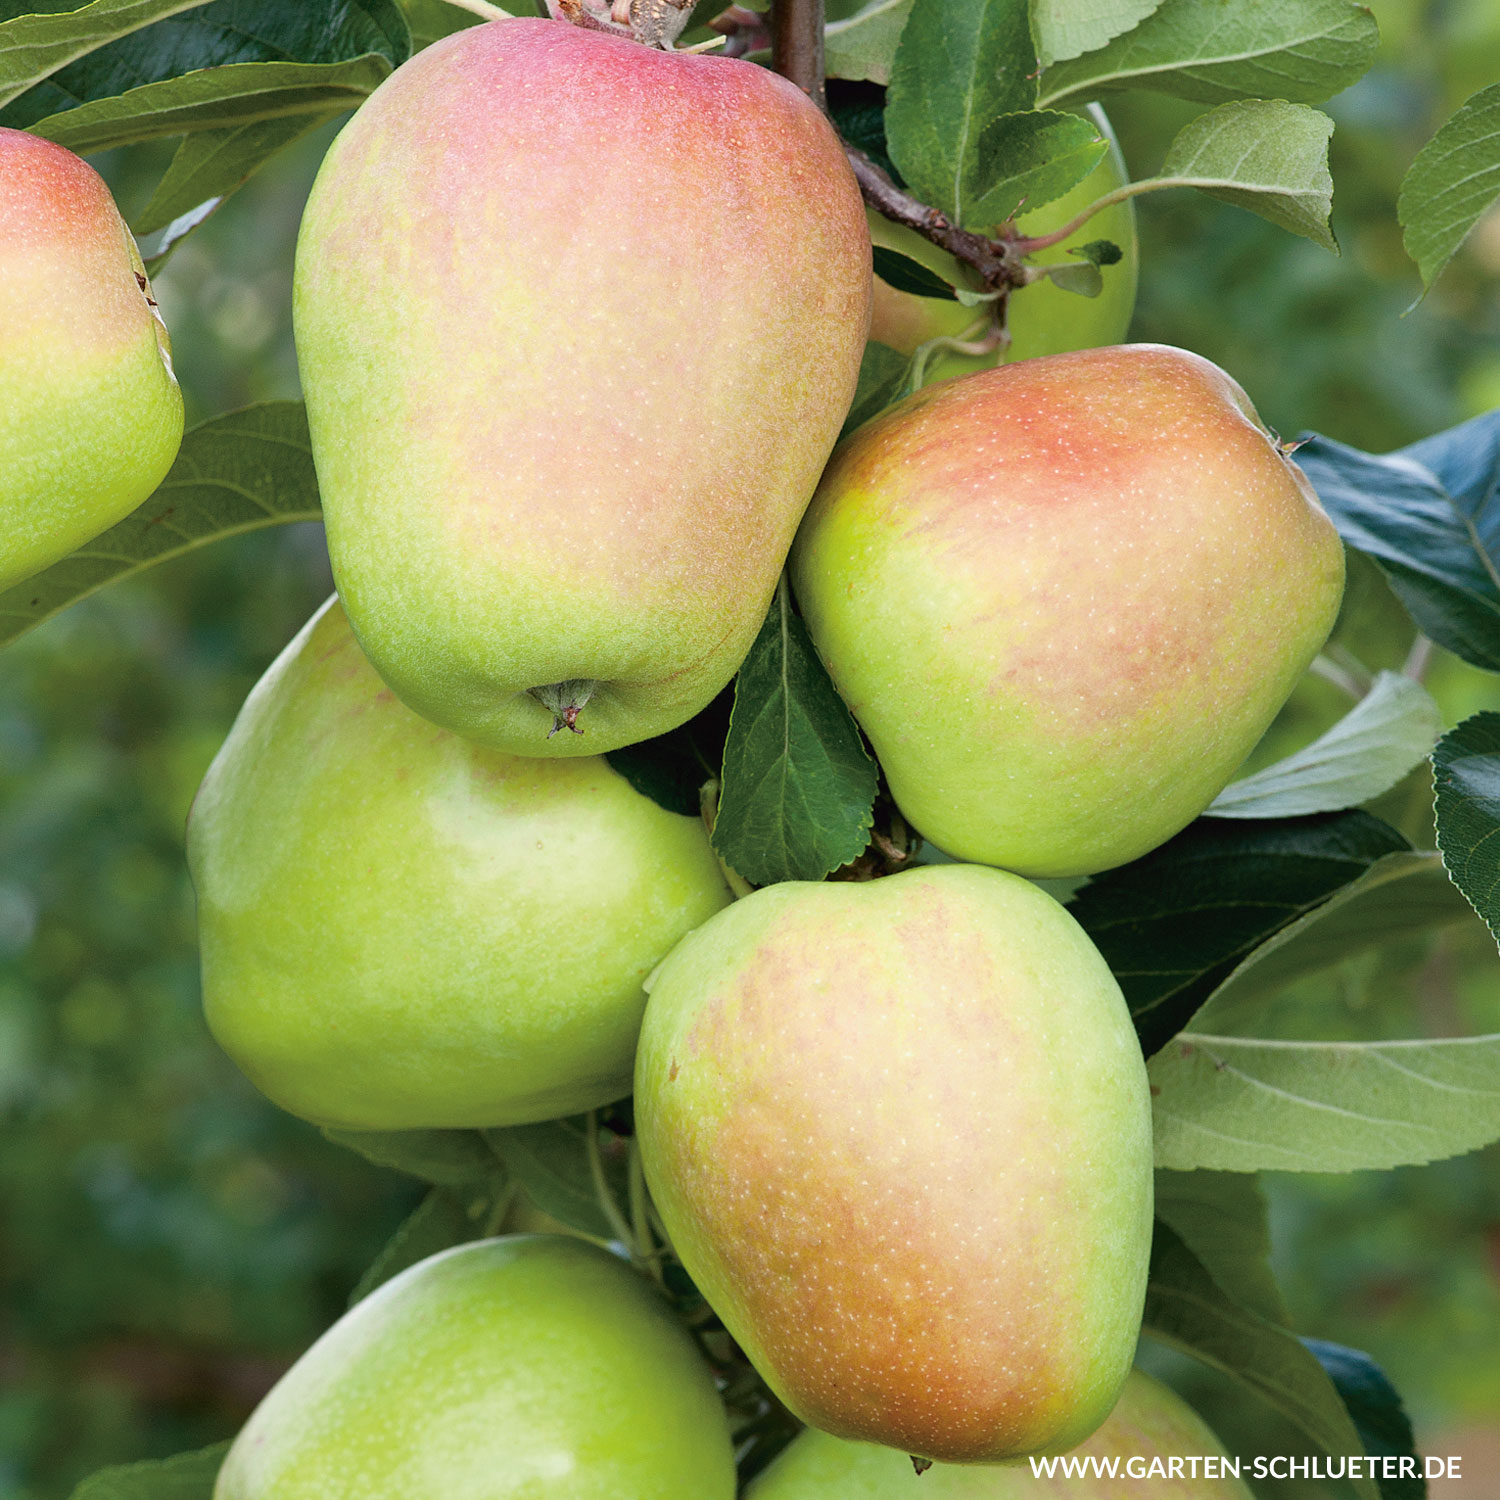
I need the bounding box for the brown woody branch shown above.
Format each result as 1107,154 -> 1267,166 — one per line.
772,0 -> 826,109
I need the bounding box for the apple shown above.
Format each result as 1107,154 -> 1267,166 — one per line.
293,17 -> 870,757
0,128 -> 183,592
867,105 -> 1137,388
745,1369 -> 1254,1497
187,596 -> 731,1131
790,344 -> 1346,878
635,863 -> 1153,1465
215,1235 -> 737,1497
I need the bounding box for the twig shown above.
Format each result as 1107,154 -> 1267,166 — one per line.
1403,633 -> 1435,684
586,1110 -> 637,1249
439,0 -> 513,20
773,0 -> 826,108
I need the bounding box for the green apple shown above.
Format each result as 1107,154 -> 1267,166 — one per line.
746,1370 -> 1254,1497
635,863 -> 1152,1465
867,105 -> 1137,388
187,597 -> 731,1131
293,17 -> 870,757
215,1235 -> 737,1498
0,128 -> 182,592
791,344 -> 1345,878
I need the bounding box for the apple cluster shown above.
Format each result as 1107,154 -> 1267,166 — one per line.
1,13 -> 1347,1498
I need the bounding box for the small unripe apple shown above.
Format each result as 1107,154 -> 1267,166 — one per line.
791,345 -> 1345,877
215,1236 -> 737,1498
0,129 -> 183,591
187,597 -> 732,1131
746,1370 -> 1254,1497
636,863 -> 1153,1465
868,105 -> 1137,388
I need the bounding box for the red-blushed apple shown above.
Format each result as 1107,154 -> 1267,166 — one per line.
0,129 -> 182,591
745,1370 -> 1254,1497
293,17 -> 871,756
868,106 -> 1137,387
214,1236 -> 737,1497
790,345 -> 1345,877
187,597 -> 731,1131
635,863 -> 1153,1465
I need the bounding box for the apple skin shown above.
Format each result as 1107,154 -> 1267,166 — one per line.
293,17 -> 870,758
745,1370 -> 1254,1497
868,105 -> 1137,387
790,345 -> 1346,878
0,128 -> 182,592
635,863 -> 1153,1465
187,596 -> 731,1131
215,1235 -> 737,1498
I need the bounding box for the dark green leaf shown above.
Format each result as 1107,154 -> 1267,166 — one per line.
69,1443 -> 230,1500
713,582 -> 878,885
323,1127 -> 507,1191
840,341 -> 914,439
885,0 -> 1035,225
967,108 -> 1106,226
1303,1340 -> 1427,1500
400,0 -> 486,49
1154,1169 -> 1289,1325
348,1188 -> 481,1304
825,0 -> 913,85
1074,237 -> 1123,265
871,245 -> 958,298
0,0 -> 215,113
1144,1223 -> 1380,1500
1067,810 -> 1412,1057
0,401 -> 320,651
1433,712 -> 1500,944
1295,429 -> 1500,673
1399,80 -> 1500,295
1037,0 -> 1378,111
827,77 -> 901,182
487,1116 -> 627,1242
605,684 -> 733,818
1402,406 -> 1500,521
1030,0 -> 1163,68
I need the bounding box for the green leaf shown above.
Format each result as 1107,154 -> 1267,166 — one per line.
1144,99 -> 1338,252
825,0 -> 914,85
323,1127 -> 507,1191
135,111 -> 335,235
0,0 -> 214,113
966,108 -> 1106,226
1037,0 -> 1378,111
69,1442 -> 230,1500
1036,258 -> 1102,295
348,1189 -> 481,1304
712,581 -> 878,885
1207,672 -> 1442,820
1303,1340 -> 1426,1500
1144,1223 -> 1381,1500
1074,236 -> 1123,265
1296,423 -> 1500,674
1030,0 -> 1163,68
1193,852 -> 1474,1033
885,0 -> 1036,226
1150,1030 -> 1500,1171
871,245 -> 959,299
1067,811 -> 1411,1057
25,55 -> 391,156
1433,712 -> 1500,944
1399,81 -> 1500,295
1154,1169 -> 1289,1324
400,0 -> 489,49
0,401 -> 320,651
605,687 -> 732,818
840,341 -> 915,439
486,1116 -> 627,1243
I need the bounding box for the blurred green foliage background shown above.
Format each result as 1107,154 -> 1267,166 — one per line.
2,1 -> 1500,1494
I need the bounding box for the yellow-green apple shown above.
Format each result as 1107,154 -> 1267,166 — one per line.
0,128 -> 182,592
746,1370 -> 1254,1497
293,17 -> 870,756
215,1235 -> 737,1498
868,106 -> 1136,388
790,345 -> 1345,878
187,596 -> 731,1131
635,863 -> 1152,1464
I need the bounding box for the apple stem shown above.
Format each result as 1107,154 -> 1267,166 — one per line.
772,0 -> 826,108
438,0 -> 513,20
586,1110 -> 638,1251
626,1141 -> 665,1284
